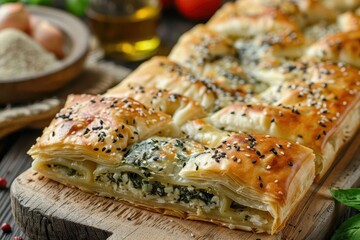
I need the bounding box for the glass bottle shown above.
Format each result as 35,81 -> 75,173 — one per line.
87,0 -> 161,61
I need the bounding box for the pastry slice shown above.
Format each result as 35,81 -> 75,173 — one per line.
108,57 -> 217,111
105,86 -> 207,127
30,130 -> 315,234
28,94 -> 172,166
105,86 -> 207,137
169,25 -> 267,93
207,2 -> 300,38
305,30 -> 360,68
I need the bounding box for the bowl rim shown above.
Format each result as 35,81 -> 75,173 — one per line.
0,5 -> 89,84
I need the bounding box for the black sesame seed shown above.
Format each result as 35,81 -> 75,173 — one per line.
270,148 -> 278,155
319,122 -> 327,128
252,160 -> 257,164
297,134 -> 303,138
83,128 -> 90,135
316,134 -> 321,140
292,108 -> 301,115
288,161 -> 293,167
93,148 -> 99,151
260,183 -> 263,188
286,65 -> 297,72
101,147 -> 106,152
257,176 -> 261,181
106,149 -> 111,153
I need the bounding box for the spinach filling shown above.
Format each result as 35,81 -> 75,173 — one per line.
175,185 -> 214,204
96,171 -> 217,207
120,137 -> 196,182
123,138 -> 189,170
47,164 -> 83,177
230,201 -> 246,212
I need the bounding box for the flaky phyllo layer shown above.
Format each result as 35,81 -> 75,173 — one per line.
29,0 -> 360,235
29,95 -> 317,234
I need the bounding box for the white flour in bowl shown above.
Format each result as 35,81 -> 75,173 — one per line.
0,28 -> 59,80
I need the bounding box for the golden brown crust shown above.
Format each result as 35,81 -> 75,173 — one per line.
208,2 -> 300,38
110,57 -> 217,111
305,30 -> 360,68
338,12 -> 360,31
208,61 -> 360,174
105,86 -> 207,123
169,25 -> 263,94
169,24 -> 236,65
321,0 -> 360,12
182,133 -> 314,203
296,0 -> 337,23
29,94 -> 171,165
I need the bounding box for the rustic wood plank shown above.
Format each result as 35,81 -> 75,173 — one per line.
9,131 -> 360,240
0,130 -> 41,240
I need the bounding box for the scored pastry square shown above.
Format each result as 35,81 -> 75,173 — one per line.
29,94 -> 172,166
29,0 -> 360,235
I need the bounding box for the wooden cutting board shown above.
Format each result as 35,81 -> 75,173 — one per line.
10,131 -> 360,240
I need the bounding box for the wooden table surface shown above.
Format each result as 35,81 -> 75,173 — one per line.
0,9 -> 195,240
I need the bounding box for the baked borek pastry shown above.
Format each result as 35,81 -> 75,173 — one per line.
29,94 -> 315,234
29,0 -> 360,236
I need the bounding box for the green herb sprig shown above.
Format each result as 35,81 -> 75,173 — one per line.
331,188 -> 360,240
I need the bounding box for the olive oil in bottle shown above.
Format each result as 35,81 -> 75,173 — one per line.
87,1 -> 160,61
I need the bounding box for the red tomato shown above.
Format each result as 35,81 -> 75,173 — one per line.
175,0 -> 222,21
